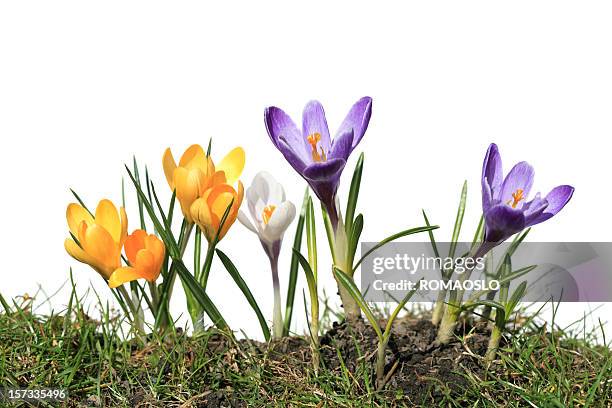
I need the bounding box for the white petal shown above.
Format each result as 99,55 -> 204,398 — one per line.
238,210 -> 258,234
262,201 -> 296,242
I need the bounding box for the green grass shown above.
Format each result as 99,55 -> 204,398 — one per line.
0,290 -> 610,407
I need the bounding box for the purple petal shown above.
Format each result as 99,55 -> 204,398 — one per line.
303,158 -> 346,181
523,193 -> 549,226
499,161 -> 535,209
302,158 -> 346,210
277,137 -> 307,173
328,129 -> 354,161
484,204 -> 526,243
526,185 -> 574,227
302,100 -> 331,154
481,143 -> 503,199
265,106 -> 310,161
335,96 -> 372,151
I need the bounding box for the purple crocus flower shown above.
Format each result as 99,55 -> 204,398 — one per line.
481,143 -> 574,244
264,97 -> 372,227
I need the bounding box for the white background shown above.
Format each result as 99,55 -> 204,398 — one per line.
1,2 -> 610,340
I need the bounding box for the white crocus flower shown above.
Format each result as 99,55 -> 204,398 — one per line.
238,171 -> 296,339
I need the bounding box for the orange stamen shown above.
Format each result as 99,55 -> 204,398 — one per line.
262,205 -> 276,225
306,132 -> 326,162
509,189 -> 525,208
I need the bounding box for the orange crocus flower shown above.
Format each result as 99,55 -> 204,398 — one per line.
108,230 -> 166,288
190,177 -> 244,243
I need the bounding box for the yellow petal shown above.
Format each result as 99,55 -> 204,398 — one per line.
191,198 -> 213,235
163,148 -> 177,190
174,167 -> 203,222
66,204 -> 94,238
81,224 -> 120,278
217,147 -> 245,185
120,207 -> 128,246
108,267 -> 141,288
95,199 -> 121,244
65,238 -> 97,267
179,144 -> 207,170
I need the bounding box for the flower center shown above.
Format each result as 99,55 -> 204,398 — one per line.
306,132 -> 326,162
508,189 -> 525,208
262,205 -> 276,225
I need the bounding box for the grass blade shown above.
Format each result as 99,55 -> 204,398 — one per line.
283,188 -> 308,336
448,180 -> 467,259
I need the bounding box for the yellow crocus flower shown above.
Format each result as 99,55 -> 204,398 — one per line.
108,230 -> 166,288
163,144 -> 245,223
64,199 -> 127,281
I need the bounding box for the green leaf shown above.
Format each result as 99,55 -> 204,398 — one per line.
352,226 -> 439,272
124,165 -> 179,257
200,198 -> 235,289
467,264 -> 537,302
347,214 -> 364,269
506,280 -> 527,316
283,188 -> 308,336
448,180 -> 467,259
216,249 -> 270,341
471,215 -> 485,249
334,267 -> 383,341
292,249 -> 318,305
345,152 -> 364,235
69,189 -> 93,216
383,283 -> 419,341
133,156 -> 146,230
174,260 -> 229,331
305,196 -> 318,282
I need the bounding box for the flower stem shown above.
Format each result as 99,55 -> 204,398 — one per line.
270,256 -> 284,339
375,339 -> 388,390
436,302 -> 460,344
485,323 -> 503,363
431,289 -> 447,326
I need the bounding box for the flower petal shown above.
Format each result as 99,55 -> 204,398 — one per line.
162,148 -> 177,189
217,147 -> 245,185
66,203 -> 94,238
499,161 -> 535,208
124,229 -> 147,265
277,136 -> 308,173
526,185 -> 575,227
238,210 -> 259,234
302,158 -> 346,209
484,204 -> 526,243
178,144 -> 207,170
481,143 -> 503,202
80,224 -> 120,278
65,238 -> 97,267
302,100 -> 331,153
335,97 -> 372,151
95,199 -> 122,244
108,267 -> 141,288
174,167 -> 204,222
328,129 -> 354,161
262,201 -> 296,243
265,106 -> 310,162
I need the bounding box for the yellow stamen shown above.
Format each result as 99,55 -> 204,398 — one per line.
306,132 -> 326,162
262,205 -> 276,225
508,189 -> 525,208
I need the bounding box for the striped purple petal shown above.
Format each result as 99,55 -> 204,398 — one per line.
335,97 -> 372,152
